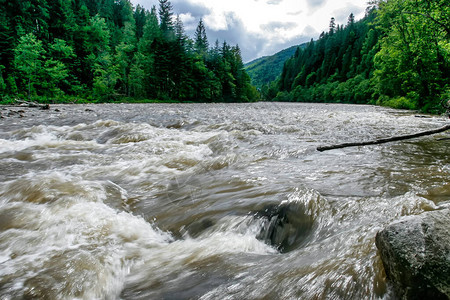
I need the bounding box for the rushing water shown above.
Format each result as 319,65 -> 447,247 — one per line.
0,103 -> 449,299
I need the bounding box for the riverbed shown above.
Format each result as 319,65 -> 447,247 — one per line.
0,103 -> 449,299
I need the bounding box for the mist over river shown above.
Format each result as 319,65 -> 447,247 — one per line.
0,103 -> 449,299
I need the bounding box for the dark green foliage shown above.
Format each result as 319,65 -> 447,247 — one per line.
276,11 -> 379,99
270,1 -> 449,113
194,19 -> 209,58
1,0 -> 257,103
372,0 -> 450,113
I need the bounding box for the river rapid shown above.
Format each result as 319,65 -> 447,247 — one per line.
0,103 -> 449,299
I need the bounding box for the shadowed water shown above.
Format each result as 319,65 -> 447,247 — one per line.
0,103 -> 448,299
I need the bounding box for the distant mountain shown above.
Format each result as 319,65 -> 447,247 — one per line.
244,43 -> 307,88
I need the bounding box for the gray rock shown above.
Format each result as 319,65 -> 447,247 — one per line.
375,209 -> 450,299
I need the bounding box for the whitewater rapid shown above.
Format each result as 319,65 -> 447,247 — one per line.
0,103 -> 448,299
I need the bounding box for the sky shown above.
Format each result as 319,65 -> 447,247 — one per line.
130,0 -> 369,62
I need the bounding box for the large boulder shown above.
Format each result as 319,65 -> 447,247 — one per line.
375,209 -> 450,299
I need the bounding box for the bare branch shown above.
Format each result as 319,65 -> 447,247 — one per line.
317,124 -> 450,152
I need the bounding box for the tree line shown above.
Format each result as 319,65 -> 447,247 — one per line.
268,0 -> 449,113
0,0 -> 259,103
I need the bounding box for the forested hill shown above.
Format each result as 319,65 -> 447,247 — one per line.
269,0 -> 449,113
0,0 -> 259,103
244,44 -> 305,88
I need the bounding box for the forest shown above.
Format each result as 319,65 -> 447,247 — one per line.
0,0 -> 448,110
267,0 -> 449,113
0,0 -> 259,103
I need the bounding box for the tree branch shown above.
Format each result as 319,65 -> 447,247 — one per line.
317,124 -> 450,152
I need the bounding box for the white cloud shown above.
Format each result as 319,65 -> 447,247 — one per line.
179,13 -> 196,31
130,0 -> 368,61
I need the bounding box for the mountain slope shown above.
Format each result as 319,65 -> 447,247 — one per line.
244,44 -> 306,88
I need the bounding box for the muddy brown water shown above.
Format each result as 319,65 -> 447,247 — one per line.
0,103 -> 449,299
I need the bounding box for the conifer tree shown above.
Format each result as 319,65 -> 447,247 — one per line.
329,17 -> 336,35
158,0 -> 174,40
194,19 -> 209,58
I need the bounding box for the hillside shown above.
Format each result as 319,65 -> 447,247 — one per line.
271,1 -> 449,113
244,44 -> 306,88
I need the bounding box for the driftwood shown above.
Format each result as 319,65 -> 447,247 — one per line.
13,99 -> 50,110
317,124 -> 450,152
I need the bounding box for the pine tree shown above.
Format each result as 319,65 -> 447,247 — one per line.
194,19 -> 209,57
329,17 -> 336,35
158,0 -> 174,40
134,5 -> 147,39
347,13 -> 355,27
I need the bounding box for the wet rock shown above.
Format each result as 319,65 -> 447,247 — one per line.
375,209 -> 450,300
256,201 -> 315,252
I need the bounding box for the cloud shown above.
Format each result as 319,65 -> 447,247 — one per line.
260,21 -> 298,32
203,12 -> 263,60
203,10 -> 232,31
267,0 -> 283,4
306,0 -> 328,10
179,13 -> 197,31
332,4 -> 365,24
288,10 -> 303,16
130,0 -> 369,62
302,25 -> 318,37
171,0 -> 211,18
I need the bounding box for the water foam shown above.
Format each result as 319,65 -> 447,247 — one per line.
0,171 -> 173,298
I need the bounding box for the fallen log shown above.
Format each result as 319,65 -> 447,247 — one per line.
317,124 -> 450,152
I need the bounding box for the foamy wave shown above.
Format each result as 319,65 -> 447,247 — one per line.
0,172 -> 173,298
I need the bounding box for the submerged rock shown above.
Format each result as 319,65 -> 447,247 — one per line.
255,201 -> 316,253
375,209 -> 450,300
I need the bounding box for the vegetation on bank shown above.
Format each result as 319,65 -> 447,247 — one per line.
0,0 -> 258,104
266,0 -> 449,114
0,0 -> 448,112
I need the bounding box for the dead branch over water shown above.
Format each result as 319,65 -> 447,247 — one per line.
317,124 -> 450,152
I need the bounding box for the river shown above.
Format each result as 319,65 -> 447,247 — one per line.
0,103 -> 449,299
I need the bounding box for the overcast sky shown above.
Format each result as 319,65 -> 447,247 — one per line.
130,0 -> 369,62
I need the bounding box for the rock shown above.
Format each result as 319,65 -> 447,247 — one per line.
7,110 -> 17,117
375,209 -> 450,300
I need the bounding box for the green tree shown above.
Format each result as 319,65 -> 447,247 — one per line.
329,17 -> 336,35
0,65 -> 7,97
0,9 -> 15,72
273,10 -> 379,103
115,20 -> 137,96
159,0 -> 174,40
14,33 -> 46,99
373,0 -> 450,111
43,38 -> 75,96
194,19 -> 209,57
131,5 -> 160,98
86,15 -> 118,99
